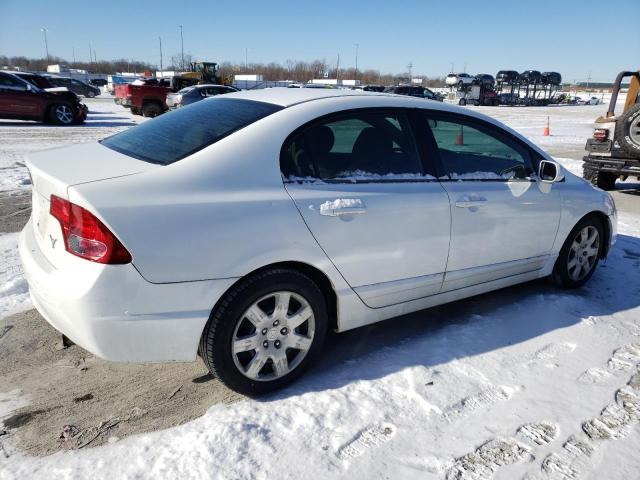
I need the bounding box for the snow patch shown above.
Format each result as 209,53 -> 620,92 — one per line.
0,233 -> 32,319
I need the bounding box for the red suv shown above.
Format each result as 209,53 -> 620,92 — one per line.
0,71 -> 87,125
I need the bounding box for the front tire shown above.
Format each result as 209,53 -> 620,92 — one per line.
199,269 -> 328,396
48,104 -> 75,125
552,216 -> 603,289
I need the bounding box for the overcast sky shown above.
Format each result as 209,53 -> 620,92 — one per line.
1,0 -> 638,81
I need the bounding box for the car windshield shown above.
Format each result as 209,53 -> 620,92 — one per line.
178,87 -> 195,94
101,98 -> 283,165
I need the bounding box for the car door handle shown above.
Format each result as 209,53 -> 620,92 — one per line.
455,197 -> 488,208
319,199 -> 367,217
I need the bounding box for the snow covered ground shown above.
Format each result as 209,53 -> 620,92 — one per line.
1,99 -> 639,480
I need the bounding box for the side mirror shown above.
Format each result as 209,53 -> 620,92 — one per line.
538,160 -> 564,183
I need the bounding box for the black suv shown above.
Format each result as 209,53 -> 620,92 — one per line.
0,71 -> 87,124
45,76 -> 101,97
383,85 -> 443,101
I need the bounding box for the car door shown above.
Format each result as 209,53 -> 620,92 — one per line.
419,112 -> 561,291
283,109 -> 451,308
0,73 -> 39,117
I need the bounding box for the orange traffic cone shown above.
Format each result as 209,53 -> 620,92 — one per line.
456,125 -> 464,145
543,116 -> 550,136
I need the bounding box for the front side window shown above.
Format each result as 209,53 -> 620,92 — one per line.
425,116 -> 533,180
281,111 -> 425,181
102,98 -> 282,165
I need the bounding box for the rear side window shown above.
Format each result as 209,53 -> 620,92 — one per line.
281,111 -> 424,181
102,98 -> 282,165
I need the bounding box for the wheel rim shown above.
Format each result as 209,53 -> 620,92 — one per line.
55,105 -> 73,124
567,226 -> 599,281
630,115 -> 640,146
232,291 -> 315,382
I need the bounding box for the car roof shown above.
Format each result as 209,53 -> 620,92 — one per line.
224,87 -> 403,107
193,84 -> 234,89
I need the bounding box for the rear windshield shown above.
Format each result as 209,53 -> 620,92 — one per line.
101,98 -> 282,165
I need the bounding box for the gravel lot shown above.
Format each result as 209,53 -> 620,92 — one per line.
1,98 -> 638,457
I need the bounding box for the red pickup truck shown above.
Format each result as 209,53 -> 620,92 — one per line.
115,79 -> 172,117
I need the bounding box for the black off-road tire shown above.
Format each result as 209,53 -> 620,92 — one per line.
130,107 -> 141,115
615,103 -> 640,159
552,215 -> 604,289
142,102 -> 163,118
86,90 -> 95,98
459,98 -> 467,106
199,268 -> 328,396
583,166 -> 616,190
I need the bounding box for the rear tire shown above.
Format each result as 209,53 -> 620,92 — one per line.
86,91 -> 95,98
199,268 -> 328,396
583,166 -> 616,190
459,98 -> 467,106
142,102 -> 163,117
552,216 -> 604,289
615,103 -> 640,159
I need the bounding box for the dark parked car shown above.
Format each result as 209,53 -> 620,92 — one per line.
45,76 -> 101,97
475,74 -> 495,87
496,70 -> 520,84
519,70 -> 542,85
498,92 -> 520,105
360,85 -> 385,92
89,78 -> 108,87
541,72 -> 562,85
0,71 -> 87,124
383,85 -> 443,101
165,84 -> 239,109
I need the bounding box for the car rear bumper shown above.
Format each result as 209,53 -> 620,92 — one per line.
19,219 -> 237,363
583,154 -> 640,176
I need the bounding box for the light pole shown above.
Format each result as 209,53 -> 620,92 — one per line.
159,36 -> 164,76
245,47 -> 248,70
179,25 -> 184,70
41,28 -> 50,65
355,43 -> 359,82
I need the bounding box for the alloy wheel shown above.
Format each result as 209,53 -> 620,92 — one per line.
55,105 -> 74,124
567,226 -> 599,281
232,291 -> 315,381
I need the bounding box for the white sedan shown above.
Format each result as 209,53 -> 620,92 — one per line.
20,89 -> 617,395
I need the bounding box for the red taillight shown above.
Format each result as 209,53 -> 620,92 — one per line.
49,195 -> 132,264
593,128 -> 609,142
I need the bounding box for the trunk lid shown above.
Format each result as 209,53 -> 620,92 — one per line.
28,142 -> 158,268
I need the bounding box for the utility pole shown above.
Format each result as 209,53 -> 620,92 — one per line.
159,36 -> 164,76
355,43 -> 359,82
72,46 -> 76,65
41,28 -> 50,65
179,25 -> 184,70
88,42 -> 93,68
245,47 -> 248,70
463,62 -> 467,73
336,53 -> 340,82
407,62 -> 413,82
